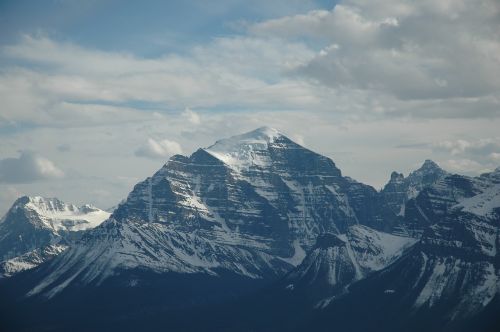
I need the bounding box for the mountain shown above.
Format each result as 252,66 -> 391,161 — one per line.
1,128 -> 498,332
283,225 -> 416,307
382,160 -> 447,217
382,159 -> 448,237
302,168 -> 500,332
163,168 -> 500,332
18,127 -> 400,301
0,196 -> 110,278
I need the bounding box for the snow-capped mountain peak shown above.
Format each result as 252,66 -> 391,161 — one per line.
207,126 -> 283,150
204,126 -> 287,170
14,195 -> 110,232
0,196 -> 110,277
244,126 -> 282,141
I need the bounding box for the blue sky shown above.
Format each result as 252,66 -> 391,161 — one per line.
0,0 -> 499,214
0,0 -> 333,55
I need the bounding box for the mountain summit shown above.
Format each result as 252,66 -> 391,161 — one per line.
205,126 -> 304,172
382,159 -> 448,219
207,126 -> 283,150
0,196 -> 109,277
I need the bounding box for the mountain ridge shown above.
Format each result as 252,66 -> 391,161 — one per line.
0,127 -> 498,332
4,128 -> 405,302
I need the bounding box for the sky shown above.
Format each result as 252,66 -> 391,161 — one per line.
1,0 -> 500,214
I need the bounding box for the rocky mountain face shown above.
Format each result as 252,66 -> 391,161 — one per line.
0,196 -> 110,278
173,168 -> 499,332
286,168 -> 500,332
0,244 -> 67,278
381,159 -> 447,235
283,226 -> 416,307
21,127 -> 402,300
401,169 -> 500,311
0,128 -> 498,332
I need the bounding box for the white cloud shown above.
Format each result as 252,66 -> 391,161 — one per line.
135,138 -> 183,159
440,159 -> 487,174
430,137 -> 500,173
433,138 -> 500,158
182,108 -> 201,125
0,186 -> 22,210
0,35 -> 319,127
433,140 -> 472,156
250,0 -> 500,108
0,151 -> 64,183
489,152 -> 500,162
3,0 -> 500,130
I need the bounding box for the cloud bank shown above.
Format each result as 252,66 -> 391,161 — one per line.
0,151 -> 64,183
135,138 -> 183,159
2,0 -> 500,128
